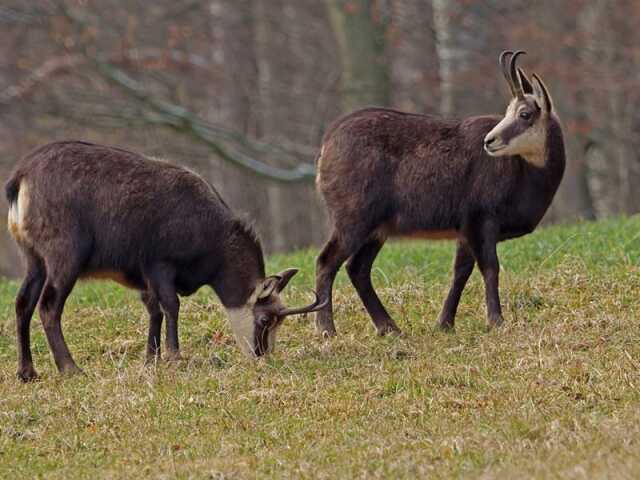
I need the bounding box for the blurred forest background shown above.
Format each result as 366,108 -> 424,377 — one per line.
1,0 -> 639,277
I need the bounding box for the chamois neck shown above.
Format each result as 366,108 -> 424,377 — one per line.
524,115 -> 565,172
543,116 -> 565,172
212,219 -> 266,309
522,151 -> 546,168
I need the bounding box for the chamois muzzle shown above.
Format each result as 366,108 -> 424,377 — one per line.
483,134 -> 506,154
252,291 -> 328,357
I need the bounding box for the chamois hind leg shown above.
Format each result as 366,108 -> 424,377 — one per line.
315,231 -> 361,337
15,251 -> 46,381
38,253 -> 85,376
145,264 -> 181,360
346,237 -> 401,336
437,241 -> 475,331
140,290 -> 163,364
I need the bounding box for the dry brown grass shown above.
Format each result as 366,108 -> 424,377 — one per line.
0,217 -> 639,478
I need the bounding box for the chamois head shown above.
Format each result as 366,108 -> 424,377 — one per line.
227,268 -> 327,357
484,50 -> 555,167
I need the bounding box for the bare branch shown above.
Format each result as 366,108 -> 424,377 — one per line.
92,60 -> 316,182
0,55 -> 82,105
37,0 -> 318,183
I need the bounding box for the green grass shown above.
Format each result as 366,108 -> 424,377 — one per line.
1,216 -> 639,479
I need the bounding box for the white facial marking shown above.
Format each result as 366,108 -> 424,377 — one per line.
266,328 -> 278,354
225,284 -> 269,358
484,95 -> 547,168
226,304 -> 256,357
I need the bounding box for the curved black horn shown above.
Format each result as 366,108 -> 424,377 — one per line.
509,50 -> 527,99
278,291 -> 329,317
499,50 -> 515,95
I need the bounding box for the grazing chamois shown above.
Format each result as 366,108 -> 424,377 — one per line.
314,51 -> 565,336
6,141 -> 325,381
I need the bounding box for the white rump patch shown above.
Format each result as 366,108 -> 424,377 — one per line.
315,144 -> 326,188
7,181 -> 31,245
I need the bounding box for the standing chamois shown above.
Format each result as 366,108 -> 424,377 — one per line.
6,141 -> 325,381
314,51 -> 565,336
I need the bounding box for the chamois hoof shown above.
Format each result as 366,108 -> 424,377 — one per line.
60,364 -> 85,377
165,351 -> 184,362
487,314 -> 504,330
144,354 -> 162,366
316,324 -> 337,338
315,315 -> 337,338
17,366 -> 39,383
376,324 -> 403,337
320,328 -> 337,339
436,315 -> 455,332
436,311 -> 455,332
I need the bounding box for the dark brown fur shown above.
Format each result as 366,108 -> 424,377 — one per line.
6,141 -> 312,381
314,102 -> 565,335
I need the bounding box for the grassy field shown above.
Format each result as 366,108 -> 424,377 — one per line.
0,216 -> 639,479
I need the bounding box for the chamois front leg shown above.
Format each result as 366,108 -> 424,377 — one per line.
146,264 -> 182,361
470,221 -> 504,329
437,241 -> 475,331
140,290 -> 163,364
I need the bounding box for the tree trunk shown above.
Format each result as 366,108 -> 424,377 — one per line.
254,0 -> 324,251
432,0 -> 487,115
325,0 -> 391,112
209,0 -> 270,239
389,0 -> 440,113
577,0 -> 640,219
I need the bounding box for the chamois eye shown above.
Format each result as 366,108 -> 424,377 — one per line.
257,315 -> 270,327
519,111 -> 532,120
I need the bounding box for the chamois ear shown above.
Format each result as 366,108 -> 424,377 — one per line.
257,268 -> 299,300
517,68 -> 534,95
532,73 -> 553,114
274,268 -> 299,293
258,276 -> 280,300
